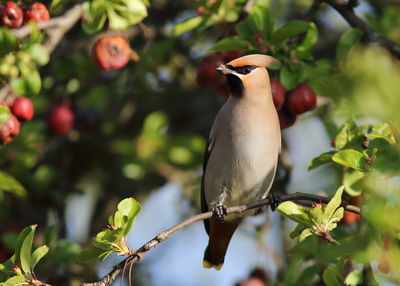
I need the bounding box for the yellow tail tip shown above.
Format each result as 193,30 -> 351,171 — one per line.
203,260 -> 223,270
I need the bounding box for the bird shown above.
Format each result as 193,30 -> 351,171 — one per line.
201,54 -> 281,270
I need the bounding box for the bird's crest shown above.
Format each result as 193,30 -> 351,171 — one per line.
227,54 -> 279,68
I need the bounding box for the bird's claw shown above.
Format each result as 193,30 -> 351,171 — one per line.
213,204 -> 228,222
270,193 -> 281,211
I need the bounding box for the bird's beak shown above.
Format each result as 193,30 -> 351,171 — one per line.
216,64 -> 234,75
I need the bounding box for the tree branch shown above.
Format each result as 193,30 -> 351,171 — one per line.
81,192 -> 360,286
322,0 -> 400,58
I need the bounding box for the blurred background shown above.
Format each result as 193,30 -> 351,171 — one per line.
0,0 -> 399,285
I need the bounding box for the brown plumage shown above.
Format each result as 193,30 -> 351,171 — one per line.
201,54 -> 281,270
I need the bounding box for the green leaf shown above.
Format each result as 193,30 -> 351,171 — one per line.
332,150 -> 367,171
76,248 -> 104,262
11,65 -> 41,96
336,29 -> 363,62
26,44 -> 49,66
112,197 -> 141,235
280,64 -> 302,90
343,169 -> 364,196
3,275 -> 25,286
0,28 -> 18,57
173,16 -> 203,36
142,111 -> 168,135
323,266 -> 342,286
15,226 -> 35,263
82,2 -> 107,34
0,107 -> 11,126
277,201 -> 316,227
345,269 -> 363,286
308,151 -> 336,170
299,228 -> 313,242
323,186 -> 344,223
251,6 -> 274,39
294,22 -> 318,53
365,122 -> 396,144
210,37 -> 248,52
334,119 -> 364,150
30,245 -> 49,270
93,229 -> 124,250
326,207 -> 344,231
272,21 -> 311,43
289,223 -> 307,239
20,225 -> 36,274
107,7 -> 130,30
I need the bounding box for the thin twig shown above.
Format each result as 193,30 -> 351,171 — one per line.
81,192 -> 360,286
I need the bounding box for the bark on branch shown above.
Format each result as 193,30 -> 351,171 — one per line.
82,192 -> 360,286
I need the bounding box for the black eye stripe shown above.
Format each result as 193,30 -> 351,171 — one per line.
226,65 -> 257,75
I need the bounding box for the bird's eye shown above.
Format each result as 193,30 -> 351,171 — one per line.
243,66 -> 254,74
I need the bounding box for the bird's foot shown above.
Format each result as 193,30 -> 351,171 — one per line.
212,204 -> 228,223
269,193 -> 281,211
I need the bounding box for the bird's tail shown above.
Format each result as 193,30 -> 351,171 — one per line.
203,217 -> 243,270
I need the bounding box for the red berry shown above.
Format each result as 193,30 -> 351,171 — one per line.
196,6 -> 205,14
342,211 -> 360,224
92,36 -> 131,70
48,105 -> 74,135
277,108 -> 296,129
219,50 -> 244,62
0,1 -> 23,28
10,97 -> 34,121
24,2 -> 50,23
286,84 -> 317,115
270,78 -> 285,110
0,114 -> 20,145
196,54 -> 226,89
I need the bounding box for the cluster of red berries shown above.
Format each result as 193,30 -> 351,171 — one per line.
0,97 -> 34,144
48,105 -> 74,135
0,1 -> 50,29
270,80 -> 317,129
92,35 -> 132,70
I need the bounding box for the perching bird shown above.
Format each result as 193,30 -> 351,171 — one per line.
201,54 -> 281,270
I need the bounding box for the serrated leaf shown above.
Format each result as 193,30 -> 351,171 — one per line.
337,29 -> 363,62
3,275 -> 25,286
308,151 -> 336,170
173,16 -> 203,36
76,248 -> 104,263
20,225 -> 36,274
114,197 -> 141,235
210,37 -> 248,52
295,22 -> 318,52
343,170 -> 364,196
345,269 -> 363,286
0,106 -> 11,126
335,120 -> 357,149
30,245 -> 49,270
323,266 -> 342,286
332,150 -> 367,171
323,186 -> 344,223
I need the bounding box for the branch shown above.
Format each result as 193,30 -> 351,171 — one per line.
0,4 -> 84,101
322,0 -> 400,58
82,192 -> 360,286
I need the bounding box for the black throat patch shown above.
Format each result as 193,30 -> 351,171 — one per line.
226,74 -> 244,98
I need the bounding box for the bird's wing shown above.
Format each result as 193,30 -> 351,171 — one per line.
201,127 -> 216,235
